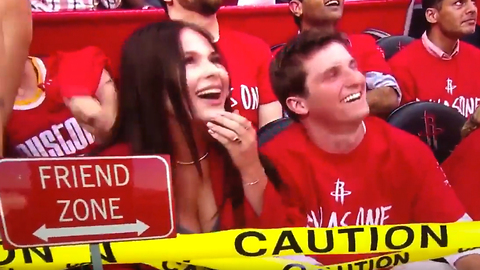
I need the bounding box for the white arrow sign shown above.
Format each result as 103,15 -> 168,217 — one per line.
33,219 -> 149,242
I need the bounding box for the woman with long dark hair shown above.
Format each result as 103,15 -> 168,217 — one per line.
98,20 -> 303,234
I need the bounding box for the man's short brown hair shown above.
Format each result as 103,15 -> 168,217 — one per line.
270,29 -> 348,121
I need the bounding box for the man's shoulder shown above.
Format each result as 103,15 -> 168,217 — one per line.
348,34 -> 377,46
367,117 -> 434,158
388,39 -> 424,66
260,122 -> 307,154
221,28 -> 270,47
460,40 -> 480,58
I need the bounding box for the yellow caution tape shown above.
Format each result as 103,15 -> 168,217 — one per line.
186,248 -> 462,270
1,222 -> 480,269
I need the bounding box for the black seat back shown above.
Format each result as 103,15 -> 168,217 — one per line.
258,117 -> 293,147
376,35 -> 415,60
363,28 -> 391,40
387,101 -> 466,163
271,43 -> 286,53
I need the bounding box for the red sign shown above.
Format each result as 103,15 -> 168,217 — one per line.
0,156 -> 175,249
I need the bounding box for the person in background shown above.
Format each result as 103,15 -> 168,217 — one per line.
263,29 -> 480,269
442,127 -> 480,221
5,47 -> 116,157
277,0 -> 400,117
124,0 -> 162,8
388,0 -> 480,118
30,0 -> 122,11
0,0 -> 32,156
462,106 -> 480,138
159,0 -> 283,129
442,104 -> 480,221
236,0 -> 275,6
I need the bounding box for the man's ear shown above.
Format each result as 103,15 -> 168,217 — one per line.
286,96 -> 309,116
425,7 -> 439,24
289,0 -> 303,18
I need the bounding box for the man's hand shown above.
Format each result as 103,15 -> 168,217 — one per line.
461,108 -> 480,138
66,96 -> 114,142
455,254 -> 480,270
64,69 -> 117,143
366,86 -> 399,118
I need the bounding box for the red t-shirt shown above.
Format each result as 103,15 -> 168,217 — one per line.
5,55 -> 99,158
388,40 -> 480,118
217,27 -> 278,130
442,129 -> 480,221
272,34 -> 392,75
260,117 -> 466,266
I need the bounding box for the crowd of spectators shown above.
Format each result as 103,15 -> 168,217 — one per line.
3,0 -> 480,269
28,0 -> 279,12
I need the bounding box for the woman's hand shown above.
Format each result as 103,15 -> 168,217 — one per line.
207,110 -> 260,173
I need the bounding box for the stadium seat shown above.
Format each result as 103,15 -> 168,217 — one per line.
363,28 -> 391,40
406,6 -> 426,38
258,117 -> 293,147
461,24 -> 480,49
271,43 -> 286,53
387,101 -> 466,163
376,35 -> 415,60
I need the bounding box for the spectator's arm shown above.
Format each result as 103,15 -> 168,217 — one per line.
359,36 -> 400,116
30,0 -> 54,12
99,0 -> 122,9
0,0 -> 32,155
123,0 -> 150,8
66,69 -> 117,143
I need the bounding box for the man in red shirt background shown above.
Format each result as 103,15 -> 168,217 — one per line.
442,128 -> 480,221
276,0 -> 400,117
5,47 -> 117,157
263,29 -> 480,269
389,0 -> 480,118
158,0 -> 283,130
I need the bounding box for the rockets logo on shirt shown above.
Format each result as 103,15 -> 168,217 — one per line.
414,78 -> 479,117
419,96 -> 480,118
307,179 -> 392,228
445,78 -> 456,95
330,179 -> 351,205
15,117 -> 95,158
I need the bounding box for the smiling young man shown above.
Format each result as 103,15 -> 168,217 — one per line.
262,29 -> 480,269
275,0 -> 400,117
389,0 -> 480,118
